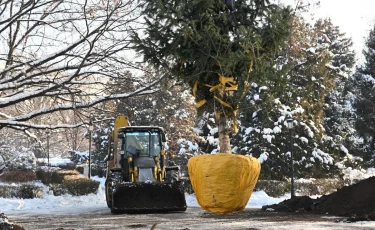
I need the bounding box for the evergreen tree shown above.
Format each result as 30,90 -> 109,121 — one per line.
232,16 -> 349,179
132,0 -> 292,153
92,123 -> 112,174
352,24 -> 375,165
318,19 -> 356,163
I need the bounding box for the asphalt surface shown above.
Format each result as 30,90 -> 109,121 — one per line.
8,207 -> 375,230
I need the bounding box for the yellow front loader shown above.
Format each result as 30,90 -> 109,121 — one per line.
105,115 -> 187,213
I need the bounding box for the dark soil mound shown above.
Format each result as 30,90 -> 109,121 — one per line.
262,196 -> 315,212
0,213 -> 25,230
262,176 -> 375,221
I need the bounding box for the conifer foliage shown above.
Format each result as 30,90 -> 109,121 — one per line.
352,25 -> 375,164
232,17 -> 356,179
320,19 -> 356,162
132,0 -> 292,153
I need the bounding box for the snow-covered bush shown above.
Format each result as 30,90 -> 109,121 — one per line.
4,149 -> 36,171
340,167 -> 375,184
69,150 -> 88,164
0,184 -> 43,199
17,184 -> 44,199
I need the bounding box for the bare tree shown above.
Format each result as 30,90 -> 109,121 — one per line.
0,0 -> 162,133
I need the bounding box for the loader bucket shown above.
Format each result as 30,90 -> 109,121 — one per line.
111,182 -> 187,213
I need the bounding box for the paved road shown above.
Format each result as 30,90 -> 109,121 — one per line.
8,207 -> 375,230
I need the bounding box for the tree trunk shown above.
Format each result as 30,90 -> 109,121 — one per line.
218,114 -> 231,153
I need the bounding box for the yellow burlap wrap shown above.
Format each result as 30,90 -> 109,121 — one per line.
188,153 -> 261,214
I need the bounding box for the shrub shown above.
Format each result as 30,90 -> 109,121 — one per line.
36,168 -> 79,185
91,165 -> 106,178
294,178 -> 346,196
0,184 -> 43,199
75,165 -> 84,174
62,175 -> 99,196
36,167 -> 58,184
50,184 -> 69,196
58,163 -> 77,170
17,184 -> 43,199
0,170 -> 37,183
57,170 -> 80,177
254,178 -> 347,197
254,180 -> 289,197
74,164 -> 106,177
36,161 -> 48,167
69,150 -> 88,164
5,150 -> 36,171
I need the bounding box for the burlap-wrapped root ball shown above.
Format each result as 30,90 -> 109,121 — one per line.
188,153 -> 261,214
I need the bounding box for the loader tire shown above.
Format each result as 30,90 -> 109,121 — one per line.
106,183 -> 120,214
105,181 -> 112,209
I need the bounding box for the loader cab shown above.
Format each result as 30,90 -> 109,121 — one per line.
117,127 -> 166,182
118,127 -> 165,158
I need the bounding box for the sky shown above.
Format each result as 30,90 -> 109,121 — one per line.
314,0 -> 375,64
282,0 -> 375,64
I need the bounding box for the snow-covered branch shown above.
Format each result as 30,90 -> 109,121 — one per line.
0,0 -> 158,130
2,76 -> 162,124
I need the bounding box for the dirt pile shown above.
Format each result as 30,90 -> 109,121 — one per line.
262,176 -> 375,221
0,213 -> 25,230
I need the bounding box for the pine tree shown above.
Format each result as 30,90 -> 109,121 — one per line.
232,16 -> 351,179
132,0 -> 292,153
317,19 -> 356,163
352,25 -> 375,165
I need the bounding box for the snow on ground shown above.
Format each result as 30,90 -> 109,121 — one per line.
37,157 -> 74,166
0,176 -> 107,215
0,175 -> 289,215
0,157 -> 374,216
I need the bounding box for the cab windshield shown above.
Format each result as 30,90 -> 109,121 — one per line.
123,131 -> 161,157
